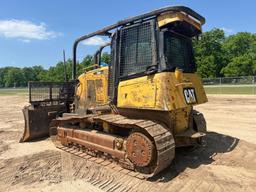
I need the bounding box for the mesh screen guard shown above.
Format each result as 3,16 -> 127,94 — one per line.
120,21 -> 154,77
164,32 -> 195,73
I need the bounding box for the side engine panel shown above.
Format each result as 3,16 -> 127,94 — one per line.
75,66 -> 109,114
117,72 -> 207,111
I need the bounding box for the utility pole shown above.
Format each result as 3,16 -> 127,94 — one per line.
63,50 -> 67,82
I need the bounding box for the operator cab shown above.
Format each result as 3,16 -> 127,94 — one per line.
108,10 -> 204,101
71,6 -> 205,104
114,11 -> 202,78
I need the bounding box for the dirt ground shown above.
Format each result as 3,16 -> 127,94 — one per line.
0,94 -> 255,192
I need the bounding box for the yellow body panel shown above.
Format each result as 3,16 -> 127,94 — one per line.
117,72 -> 207,111
75,66 -> 108,114
117,80 -> 157,109
157,12 -> 202,30
117,72 -> 207,133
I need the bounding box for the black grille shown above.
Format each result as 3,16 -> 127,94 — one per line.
164,32 -> 195,72
108,33 -> 118,102
28,81 -> 74,105
120,22 -> 153,77
108,45 -> 115,100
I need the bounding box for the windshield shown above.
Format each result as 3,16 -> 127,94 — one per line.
164,32 -> 195,73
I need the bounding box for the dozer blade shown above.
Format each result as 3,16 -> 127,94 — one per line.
20,105 -> 66,142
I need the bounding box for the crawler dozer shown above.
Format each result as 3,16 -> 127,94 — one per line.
21,6 -> 207,178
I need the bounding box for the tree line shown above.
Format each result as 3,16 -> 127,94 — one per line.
0,53 -> 110,88
194,29 -> 256,78
0,28 -> 255,87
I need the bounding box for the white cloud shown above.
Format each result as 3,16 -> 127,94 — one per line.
19,39 -> 31,43
82,36 -> 109,46
221,27 -> 235,35
0,19 -> 62,42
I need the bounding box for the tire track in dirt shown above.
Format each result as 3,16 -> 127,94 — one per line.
0,150 -> 61,191
0,132 -> 256,192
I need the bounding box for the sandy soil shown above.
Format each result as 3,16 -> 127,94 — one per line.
0,94 -> 255,192
195,95 -> 256,144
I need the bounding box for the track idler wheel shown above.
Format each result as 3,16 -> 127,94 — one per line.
126,132 -> 156,167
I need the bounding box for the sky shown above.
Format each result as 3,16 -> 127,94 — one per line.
0,0 -> 255,68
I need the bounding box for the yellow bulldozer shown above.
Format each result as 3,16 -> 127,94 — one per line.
21,6 -> 207,178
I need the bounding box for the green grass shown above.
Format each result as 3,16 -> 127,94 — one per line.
204,85 -> 256,95
0,85 -> 255,96
0,88 -> 28,96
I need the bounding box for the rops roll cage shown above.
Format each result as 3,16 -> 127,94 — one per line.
72,6 -> 205,80
93,42 -> 111,66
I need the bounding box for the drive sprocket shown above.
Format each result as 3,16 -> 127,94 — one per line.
126,132 -> 155,167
